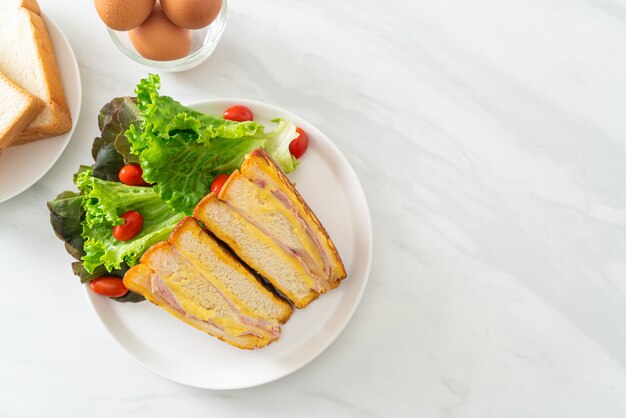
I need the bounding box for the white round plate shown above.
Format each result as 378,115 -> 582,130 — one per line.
0,14 -> 81,203
86,100 -> 373,390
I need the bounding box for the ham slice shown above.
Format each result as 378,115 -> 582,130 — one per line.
150,267 -> 280,339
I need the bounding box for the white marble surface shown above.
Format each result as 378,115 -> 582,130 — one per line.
2,0 -> 626,416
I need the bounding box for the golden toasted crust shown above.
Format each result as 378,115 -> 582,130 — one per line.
0,72 -> 43,150
242,149 -> 347,282
138,241 -> 168,264
19,0 -> 41,14
13,7 -> 71,144
124,263 -> 263,350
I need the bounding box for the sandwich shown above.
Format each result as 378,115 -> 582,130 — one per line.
124,217 -> 293,349
0,71 -> 43,153
0,0 -> 71,144
194,149 -> 346,308
125,149 -> 344,347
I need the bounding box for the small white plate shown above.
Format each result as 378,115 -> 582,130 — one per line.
0,14 -> 81,203
86,100 -> 373,390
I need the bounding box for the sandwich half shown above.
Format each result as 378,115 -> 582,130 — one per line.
194,149 -> 346,308
124,217 -> 293,349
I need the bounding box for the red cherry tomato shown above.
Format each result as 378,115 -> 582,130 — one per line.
289,127 -> 309,159
89,276 -> 128,298
223,105 -> 253,122
119,164 -> 149,186
210,174 -> 230,195
112,210 -> 144,241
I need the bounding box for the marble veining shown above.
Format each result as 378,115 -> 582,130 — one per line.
1,0 -> 626,416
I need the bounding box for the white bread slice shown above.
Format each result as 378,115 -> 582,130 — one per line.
194,193 -> 319,308
124,218 -> 292,349
0,0 -> 71,144
0,71 -> 43,152
0,0 -> 40,13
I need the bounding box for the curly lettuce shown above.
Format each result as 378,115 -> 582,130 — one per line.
126,74 -> 298,214
75,166 -> 184,273
48,74 -> 303,302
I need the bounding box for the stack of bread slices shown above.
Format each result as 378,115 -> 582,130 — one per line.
0,0 -> 71,155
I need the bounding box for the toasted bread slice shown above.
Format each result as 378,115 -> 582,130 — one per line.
219,170 -> 327,281
194,194 -> 319,308
241,149 -> 346,284
124,217 -> 292,349
0,71 -> 43,152
125,264 -> 263,350
169,217 -> 292,323
0,0 -> 71,144
194,149 -> 345,308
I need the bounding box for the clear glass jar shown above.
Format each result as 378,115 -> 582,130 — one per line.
107,0 -> 228,72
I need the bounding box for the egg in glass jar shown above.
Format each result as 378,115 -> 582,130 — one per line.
97,0 -> 228,71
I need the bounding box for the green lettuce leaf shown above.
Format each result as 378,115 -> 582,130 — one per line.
48,189 -> 146,302
127,74 -> 298,214
75,166 -> 184,273
262,118 -> 299,173
48,75 -> 304,303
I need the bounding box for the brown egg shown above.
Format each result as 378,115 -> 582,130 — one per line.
94,0 -> 156,31
129,9 -> 192,61
161,0 -> 222,30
